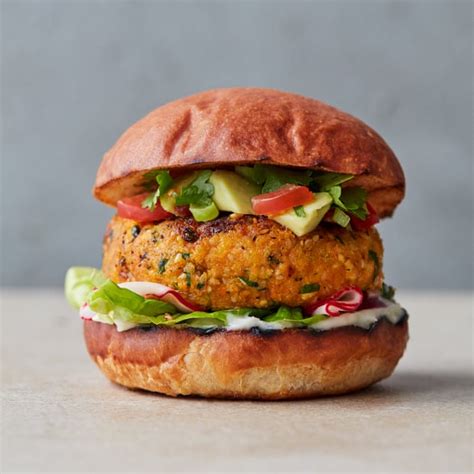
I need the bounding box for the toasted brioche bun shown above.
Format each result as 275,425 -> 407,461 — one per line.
94,88 -> 405,218
84,317 -> 408,399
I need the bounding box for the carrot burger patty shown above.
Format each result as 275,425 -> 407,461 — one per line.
102,215 -> 384,310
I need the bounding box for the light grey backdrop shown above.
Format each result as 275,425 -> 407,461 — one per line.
1,0 -> 472,289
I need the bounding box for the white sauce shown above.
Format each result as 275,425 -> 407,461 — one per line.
225,315 -> 292,331
84,294 -> 405,333
224,301 -> 404,332
118,281 -> 169,296
308,302 -> 404,331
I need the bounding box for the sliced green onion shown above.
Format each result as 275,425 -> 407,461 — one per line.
332,207 -> 351,227
238,276 -> 259,288
300,283 -> 320,294
189,201 -> 219,222
294,205 -> 306,217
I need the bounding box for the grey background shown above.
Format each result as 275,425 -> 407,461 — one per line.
1,0 -> 472,289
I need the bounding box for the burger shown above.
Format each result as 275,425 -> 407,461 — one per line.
65,88 -> 408,399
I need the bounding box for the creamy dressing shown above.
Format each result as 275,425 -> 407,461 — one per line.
309,301 -> 404,331
84,300 -> 405,332
118,281 -> 170,296
225,315 -> 292,331
224,301 -> 404,331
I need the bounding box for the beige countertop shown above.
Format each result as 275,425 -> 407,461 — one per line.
1,290 -> 472,473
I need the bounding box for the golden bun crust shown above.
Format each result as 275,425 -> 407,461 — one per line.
94,88 -> 405,218
84,317 -> 408,399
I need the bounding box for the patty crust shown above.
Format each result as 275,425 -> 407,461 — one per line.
102,215 -> 384,310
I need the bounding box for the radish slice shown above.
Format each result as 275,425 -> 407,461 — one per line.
79,302 -> 95,320
118,281 -> 203,313
303,287 -> 364,317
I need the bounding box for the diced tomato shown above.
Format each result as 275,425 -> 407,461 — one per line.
252,185 -> 314,216
350,202 -> 379,231
117,193 -> 172,224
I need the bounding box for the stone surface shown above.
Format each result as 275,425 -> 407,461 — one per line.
1,290 -> 472,472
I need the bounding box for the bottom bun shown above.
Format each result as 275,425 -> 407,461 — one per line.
84,317 -> 408,400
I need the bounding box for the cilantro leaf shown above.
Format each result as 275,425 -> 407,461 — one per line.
341,187 -> 368,219
261,166 -> 312,193
235,165 -> 266,185
328,186 -> 346,209
238,165 -> 312,193
312,172 -> 353,191
141,171 -> 174,210
175,170 -> 214,207
327,184 -> 368,223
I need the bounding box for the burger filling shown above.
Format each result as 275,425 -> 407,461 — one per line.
65,166 -> 406,332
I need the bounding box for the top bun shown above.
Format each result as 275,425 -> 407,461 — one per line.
94,88 -> 404,217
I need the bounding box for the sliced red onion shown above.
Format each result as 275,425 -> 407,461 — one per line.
118,281 -> 203,313
79,302 -> 95,320
303,287 -> 364,317
360,293 -> 388,310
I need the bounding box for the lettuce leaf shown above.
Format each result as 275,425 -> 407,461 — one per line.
65,267 -> 107,309
65,267 -> 329,331
88,280 -> 177,318
263,306 -> 327,326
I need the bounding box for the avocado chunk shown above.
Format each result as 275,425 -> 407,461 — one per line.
160,172 -> 198,214
272,192 -> 333,236
209,170 -> 260,214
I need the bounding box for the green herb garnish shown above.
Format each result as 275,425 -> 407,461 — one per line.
341,187 -> 368,219
294,205 -> 306,217
175,170 -> 214,207
381,282 -> 396,301
238,276 -> 259,288
197,282 -> 205,290
267,254 -> 280,265
368,250 -> 380,281
332,207 -> 351,227
142,171 -> 174,210
181,253 -> 190,259
300,283 -> 320,294
260,166 -> 312,193
158,258 -> 168,274
235,165 -> 312,193
312,172 -> 354,191
185,271 -> 192,287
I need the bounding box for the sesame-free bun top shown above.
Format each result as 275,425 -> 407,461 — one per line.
94,88 -> 405,217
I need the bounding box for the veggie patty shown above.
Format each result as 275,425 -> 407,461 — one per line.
102,215 -> 384,310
